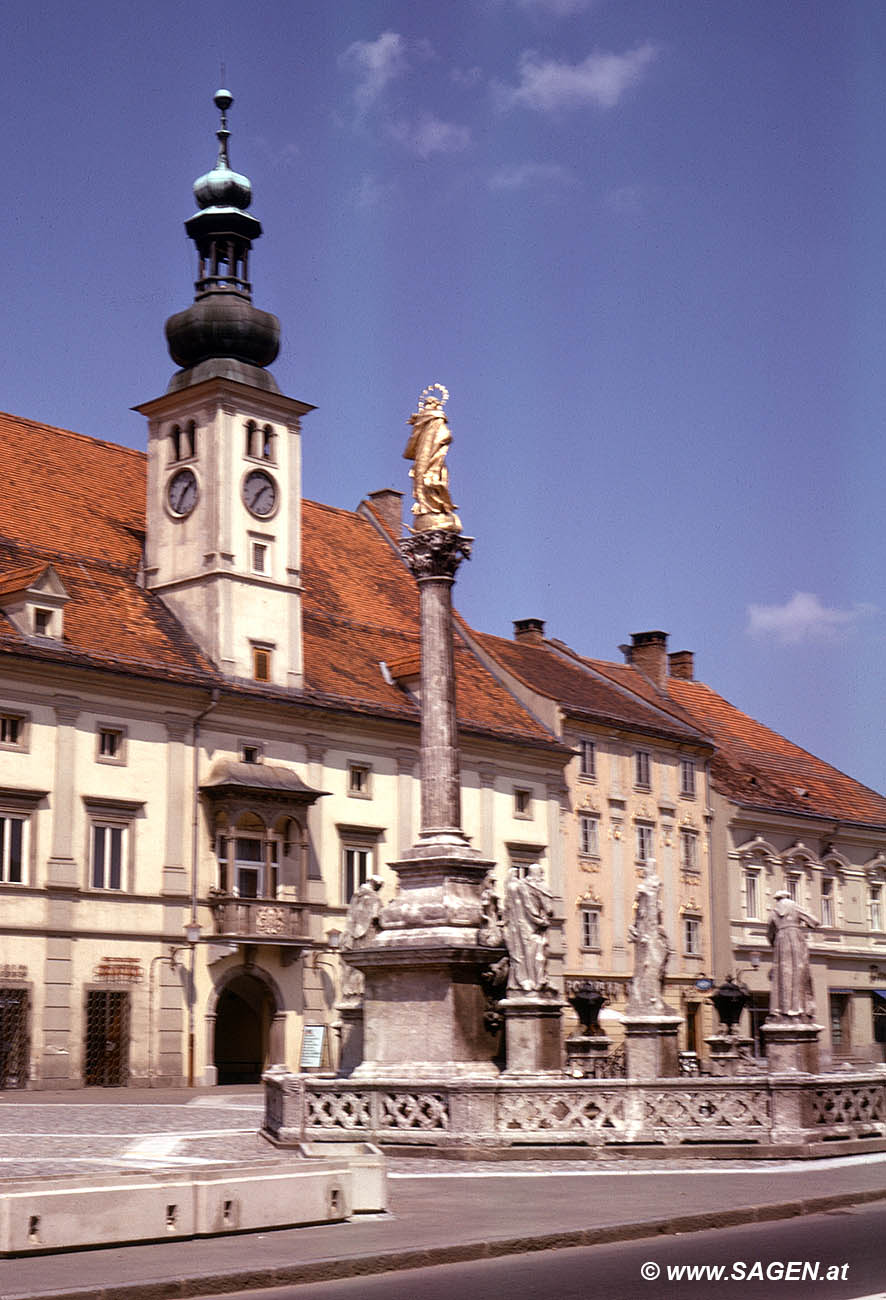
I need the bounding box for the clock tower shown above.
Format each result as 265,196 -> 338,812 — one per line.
138,90 -> 313,689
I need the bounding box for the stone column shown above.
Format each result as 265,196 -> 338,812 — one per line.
162,714 -> 190,896
400,529 -> 473,847
344,530 -> 506,1079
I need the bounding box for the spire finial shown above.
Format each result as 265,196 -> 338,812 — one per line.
213,87 -> 233,169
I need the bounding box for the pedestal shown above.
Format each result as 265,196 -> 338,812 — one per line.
335,1001 -> 364,1076
564,1035 -> 611,1077
501,997 -> 564,1073
761,1020 -> 823,1074
624,1015 -> 683,1079
704,1034 -> 757,1076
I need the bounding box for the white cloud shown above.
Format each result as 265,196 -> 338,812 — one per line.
746,592 -> 876,645
496,42 -> 658,112
389,113 -> 472,159
339,32 -> 411,114
488,161 -> 572,191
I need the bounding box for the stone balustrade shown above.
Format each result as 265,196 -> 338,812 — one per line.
263,1068 -> 886,1150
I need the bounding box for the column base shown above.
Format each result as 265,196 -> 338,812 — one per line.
761,1020 -> 823,1074
500,997 -> 565,1074
624,1015 -> 683,1079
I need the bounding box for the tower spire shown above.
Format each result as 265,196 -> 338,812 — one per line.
163,89 -> 281,394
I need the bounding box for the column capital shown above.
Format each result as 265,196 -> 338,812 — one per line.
399,530 -> 473,581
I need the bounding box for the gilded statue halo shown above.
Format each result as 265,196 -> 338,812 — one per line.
417,383 -> 449,410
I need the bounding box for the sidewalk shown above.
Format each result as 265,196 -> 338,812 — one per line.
2,1147 -> 885,1300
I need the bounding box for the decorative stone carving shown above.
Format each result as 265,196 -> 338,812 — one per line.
254,906 -> 287,936
566,980 -> 607,1036
626,861 -> 673,1015
340,875 -> 384,1000
766,890 -> 819,1021
478,872 -> 505,947
503,864 -> 556,995
402,383 -> 461,532
399,528 -> 472,581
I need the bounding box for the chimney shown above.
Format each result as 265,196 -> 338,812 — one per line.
513,618 -> 546,644
365,489 -> 403,537
629,630 -> 668,690
668,649 -> 694,681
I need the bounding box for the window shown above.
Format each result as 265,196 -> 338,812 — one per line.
91,824 -> 125,890
684,916 -> 701,956
821,877 -> 835,927
251,542 -> 267,574
252,645 -> 272,682
232,837 -> 278,899
97,727 -> 125,763
0,814 -> 26,884
579,813 -> 599,857
246,421 -> 275,461
348,763 -> 372,798
636,823 -> 654,863
829,993 -> 850,1049
514,788 -> 533,818
786,873 -> 802,904
578,740 -> 596,779
635,750 -> 651,789
680,759 -> 696,798
743,869 -> 761,920
33,608 -> 53,637
343,844 -> 373,902
680,830 -> 698,873
171,421 -> 196,462
240,744 -> 262,765
0,713 -> 24,747
870,883 -> 883,932
579,904 -> 601,950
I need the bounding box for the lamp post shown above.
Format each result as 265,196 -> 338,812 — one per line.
184,921 -> 202,1088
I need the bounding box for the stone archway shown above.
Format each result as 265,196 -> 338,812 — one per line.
209,966 -> 285,1085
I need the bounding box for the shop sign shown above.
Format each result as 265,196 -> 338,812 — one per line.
94,957 -> 143,984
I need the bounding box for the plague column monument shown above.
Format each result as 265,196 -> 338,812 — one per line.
342,387 -> 507,1077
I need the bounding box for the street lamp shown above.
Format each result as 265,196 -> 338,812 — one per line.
184,921 -> 202,1087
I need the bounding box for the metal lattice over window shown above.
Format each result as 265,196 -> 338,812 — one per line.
0,988 -> 28,1089
84,990 -> 130,1086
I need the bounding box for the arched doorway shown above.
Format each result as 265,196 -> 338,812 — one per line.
213,972 -> 276,1084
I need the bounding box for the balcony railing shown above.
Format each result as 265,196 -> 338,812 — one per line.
209,894 -> 311,943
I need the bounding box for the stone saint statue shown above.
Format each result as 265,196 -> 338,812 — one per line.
503,864 -> 555,995
767,889 -> 819,1020
402,384 -> 462,533
339,875 -> 384,1000
627,862 -> 673,1014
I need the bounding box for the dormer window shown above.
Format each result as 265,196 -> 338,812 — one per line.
34,608 -> 53,637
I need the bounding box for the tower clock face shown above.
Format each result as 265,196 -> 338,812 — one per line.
243,469 -> 278,518
167,468 -> 198,517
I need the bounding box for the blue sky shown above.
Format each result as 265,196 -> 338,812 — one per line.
3,0 -> 885,794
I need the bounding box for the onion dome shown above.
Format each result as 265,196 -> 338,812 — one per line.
164,89 -> 281,393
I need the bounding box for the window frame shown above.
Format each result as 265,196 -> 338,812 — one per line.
636,822 -> 654,863
0,812 -> 28,885
347,762 -> 373,799
0,711 -> 28,751
579,903 -> 601,951
743,868 -> 761,920
578,739 -> 596,781
513,787 -> 533,819
870,883 -> 883,933
820,876 -> 835,927
680,829 -> 698,873
578,812 -> 599,858
679,758 -> 696,798
251,644 -> 272,683
83,797 -> 142,894
96,725 -> 126,766
634,750 -> 651,790
683,914 -> 702,956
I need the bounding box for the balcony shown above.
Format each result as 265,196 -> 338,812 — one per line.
209,894 -> 312,945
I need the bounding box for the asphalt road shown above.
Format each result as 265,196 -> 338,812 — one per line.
202,1202 -> 886,1300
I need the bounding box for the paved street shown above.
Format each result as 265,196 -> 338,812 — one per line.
0,1091 -> 885,1300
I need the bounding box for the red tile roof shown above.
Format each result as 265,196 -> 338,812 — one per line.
473,630 -> 710,745
0,410 -> 557,746
665,677 -> 886,827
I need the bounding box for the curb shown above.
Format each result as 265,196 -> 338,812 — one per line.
8,1185 -> 886,1300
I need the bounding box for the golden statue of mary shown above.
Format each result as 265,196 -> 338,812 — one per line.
403,384 -> 462,532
